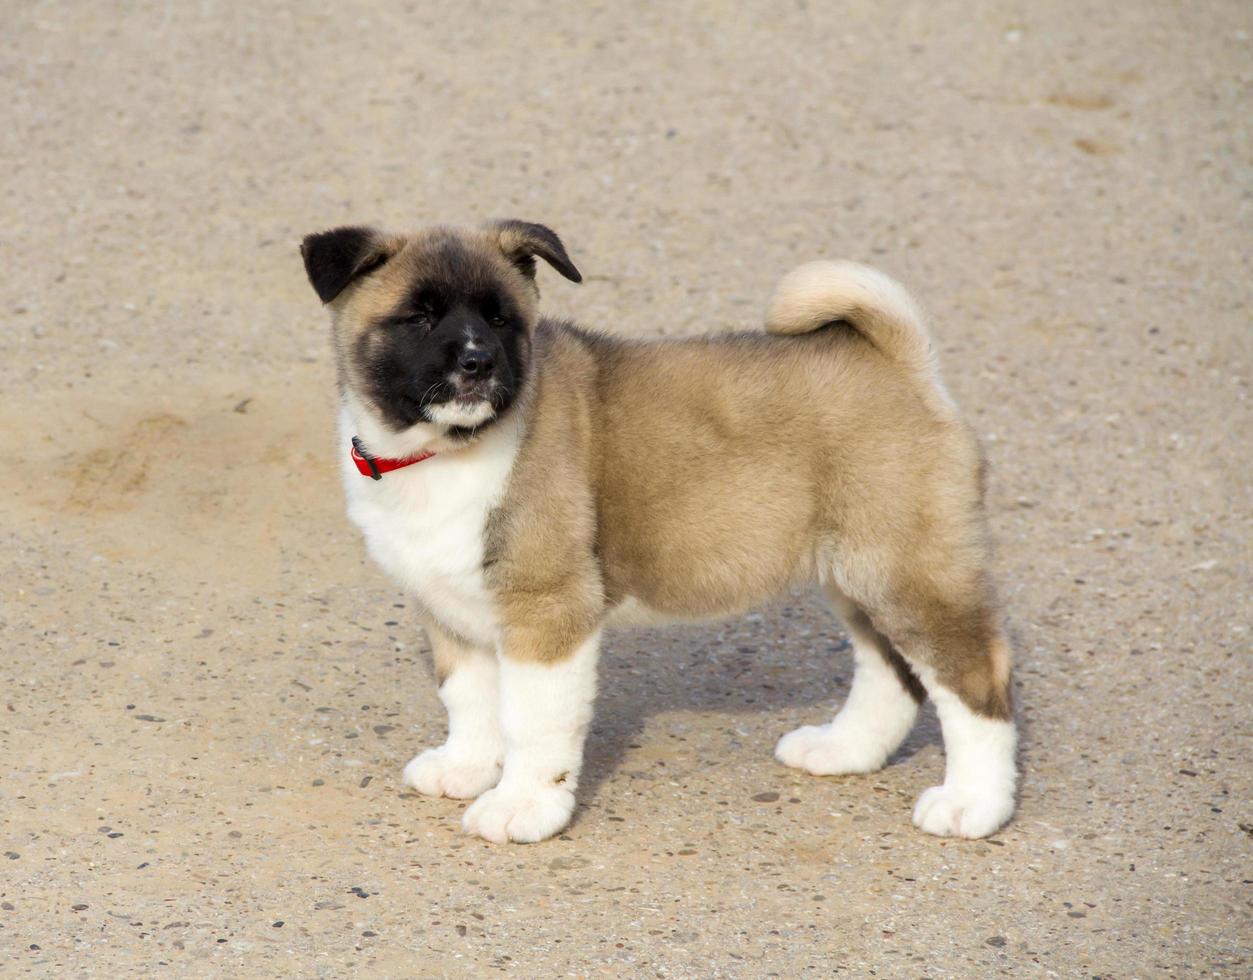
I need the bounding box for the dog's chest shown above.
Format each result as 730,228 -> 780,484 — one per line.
340,427 -> 518,649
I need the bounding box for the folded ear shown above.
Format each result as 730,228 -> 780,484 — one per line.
491,219 -> 582,284
300,226 -> 393,303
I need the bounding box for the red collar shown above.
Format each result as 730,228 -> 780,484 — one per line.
351,436 -> 435,480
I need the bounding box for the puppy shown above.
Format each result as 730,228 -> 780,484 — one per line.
300,221 -> 1017,844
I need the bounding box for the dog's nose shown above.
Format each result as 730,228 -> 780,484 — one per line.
458,349 -> 494,376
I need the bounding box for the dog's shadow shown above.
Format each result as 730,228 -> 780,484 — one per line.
575,588 -> 942,803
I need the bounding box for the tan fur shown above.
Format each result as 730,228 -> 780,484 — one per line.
487,323 -> 1011,719
329,227 -> 1013,722
483,333 -> 605,664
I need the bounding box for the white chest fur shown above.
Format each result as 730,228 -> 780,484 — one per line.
338,408 -> 521,648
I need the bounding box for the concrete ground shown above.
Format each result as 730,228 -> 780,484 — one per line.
1,1 -> 1249,976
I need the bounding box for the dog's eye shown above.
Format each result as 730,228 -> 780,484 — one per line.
489,314 -> 507,328
404,295 -> 440,327
400,303 -> 438,328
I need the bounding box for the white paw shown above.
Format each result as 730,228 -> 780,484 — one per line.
461,781 -> 575,843
912,783 -> 1015,839
402,747 -> 501,800
775,723 -> 891,775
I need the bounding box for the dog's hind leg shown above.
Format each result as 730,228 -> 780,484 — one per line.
875,595 -> 1018,839
776,584 -> 925,776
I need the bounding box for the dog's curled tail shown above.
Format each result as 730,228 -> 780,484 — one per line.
766,260 -> 955,416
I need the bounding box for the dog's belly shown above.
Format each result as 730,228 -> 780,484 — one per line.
604,596 -> 691,629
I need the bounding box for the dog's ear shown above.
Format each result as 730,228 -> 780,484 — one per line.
300,226 -> 394,303
491,220 -> 582,284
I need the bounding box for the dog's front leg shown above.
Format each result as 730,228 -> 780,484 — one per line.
402,620 -> 504,800
461,631 -> 600,843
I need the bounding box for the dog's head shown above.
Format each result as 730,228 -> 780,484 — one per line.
301,220 -> 580,447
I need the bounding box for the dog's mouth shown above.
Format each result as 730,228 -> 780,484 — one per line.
451,377 -> 497,404
426,396 -> 496,429
390,378 -> 492,412
372,366 -> 514,434
412,375 -> 502,429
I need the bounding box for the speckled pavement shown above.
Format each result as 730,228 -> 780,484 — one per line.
1,1 -> 1249,976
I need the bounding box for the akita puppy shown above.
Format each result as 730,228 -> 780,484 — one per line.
300,220 -> 1017,843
